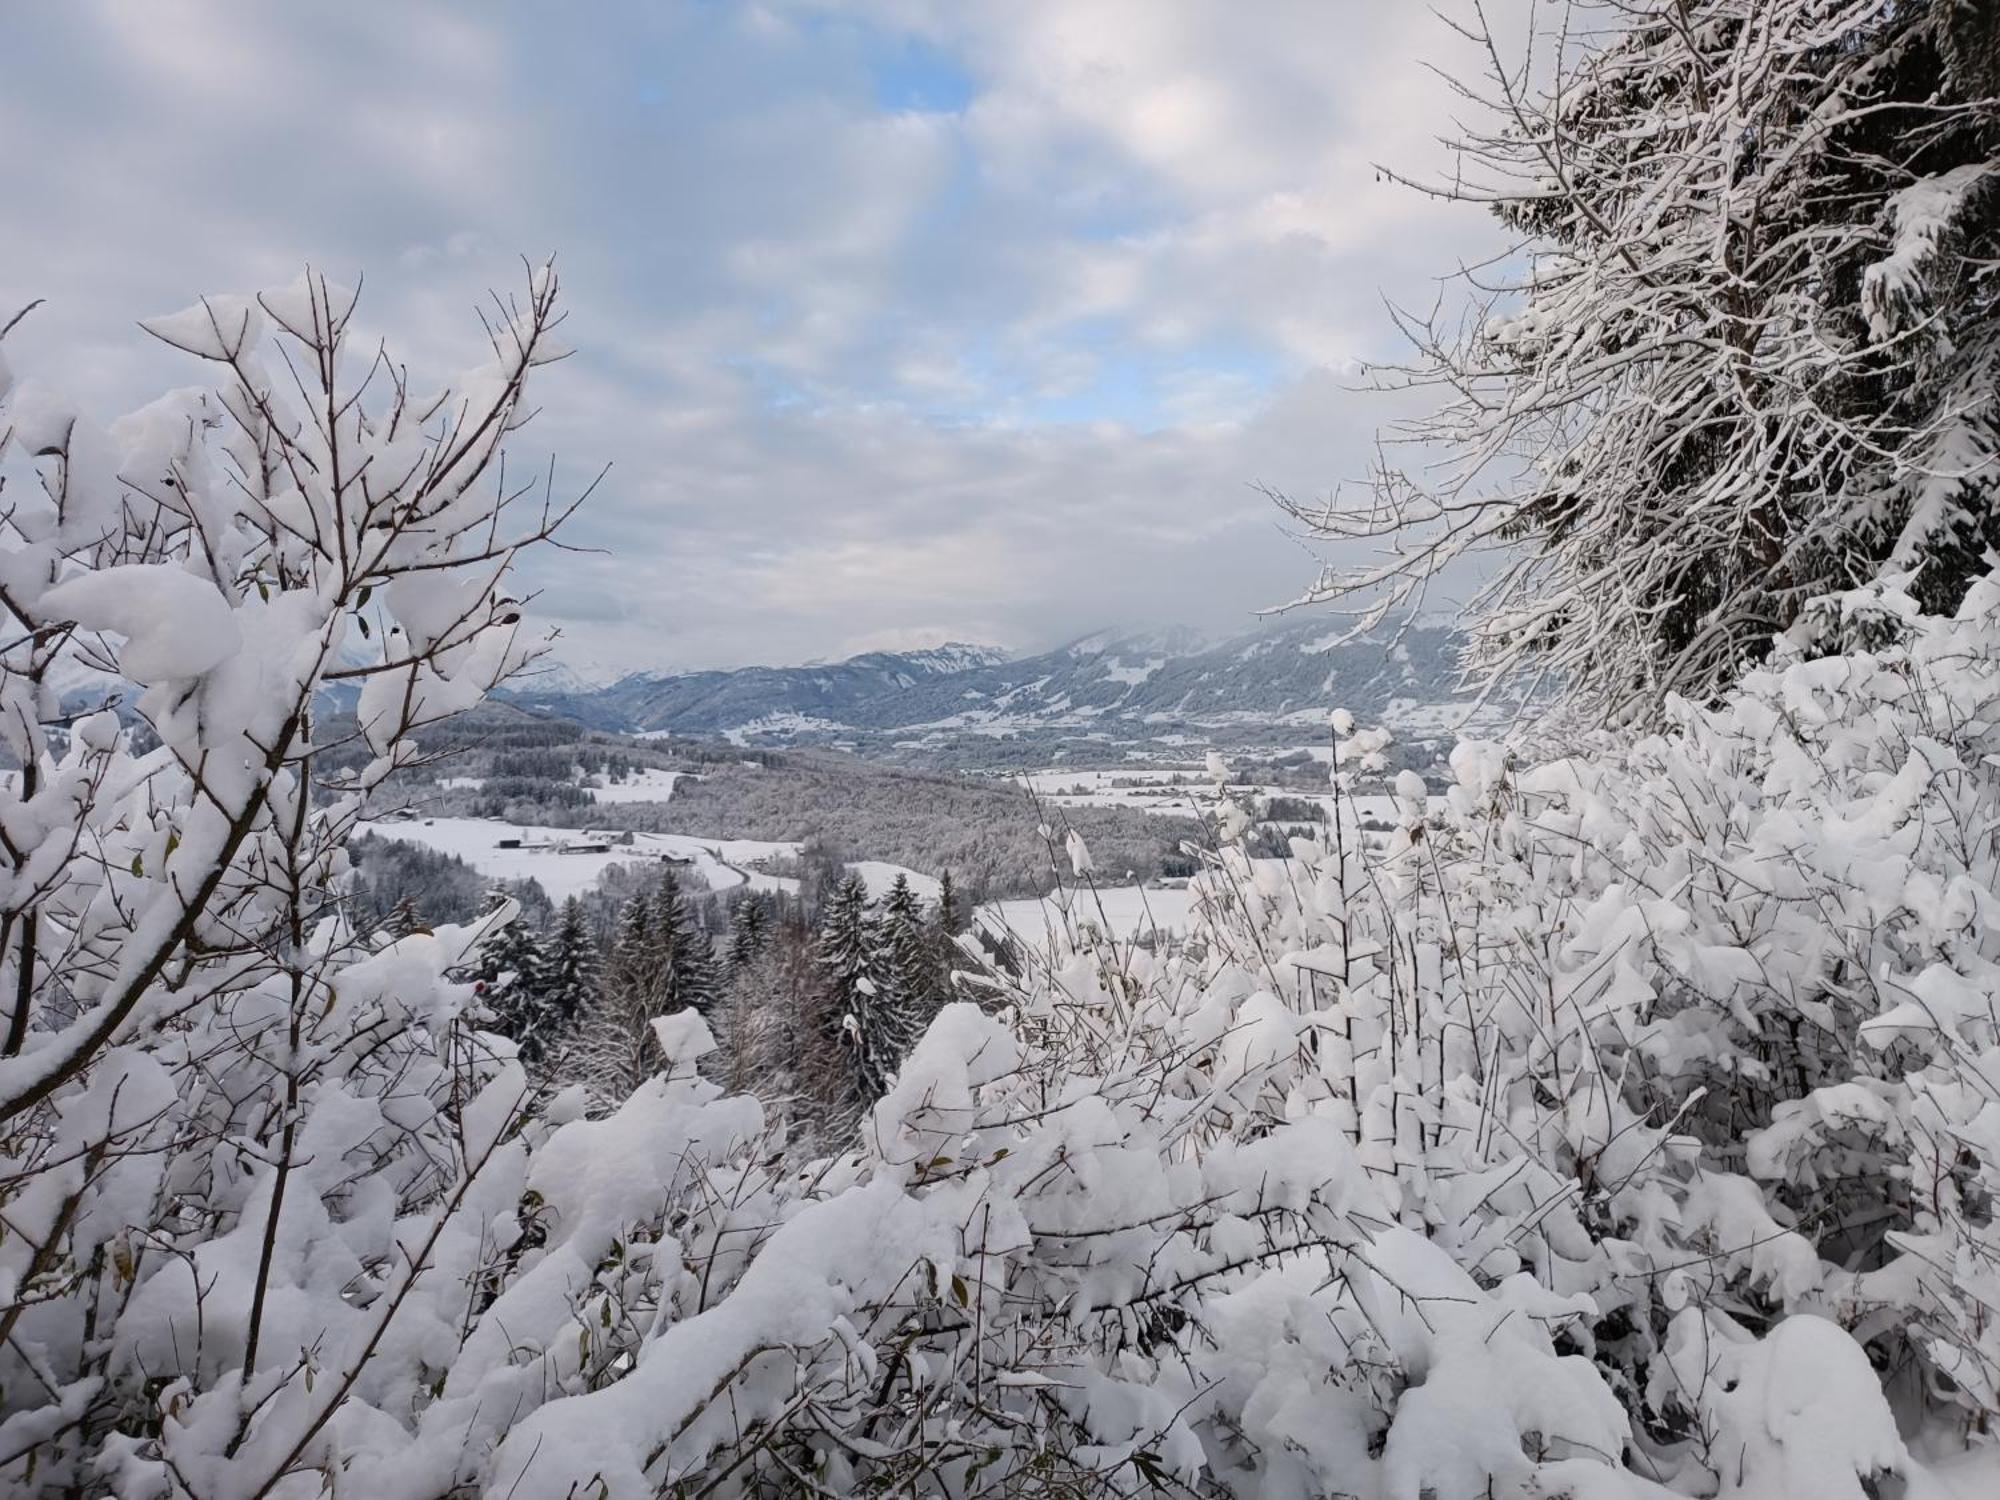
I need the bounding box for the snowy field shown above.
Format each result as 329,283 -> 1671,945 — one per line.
846,860 -> 942,902
584,767 -> 685,803
358,816 -> 799,902
1015,765 -> 1420,830
357,814 -> 941,907
1016,766 -> 1213,817
980,883 -> 1198,943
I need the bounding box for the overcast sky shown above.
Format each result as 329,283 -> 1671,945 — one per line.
1,1 -> 1517,672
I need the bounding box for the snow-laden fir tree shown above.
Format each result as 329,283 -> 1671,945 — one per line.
475,887 -> 547,1049
570,871 -> 717,1105
1297,0 -> 2000,722
723,890 -> 771,974
379,893 -> 426,942
877,871 -> 947,1044
538,895 -> 597,1055
649,867 -> 717,1018
815,871 -> 901,1104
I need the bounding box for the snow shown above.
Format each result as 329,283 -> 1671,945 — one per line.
40,565 -> 241,683
1101,657 -> 1164,686
584,768 -> 684,804
844,860 -> 941,902
1864,163 -> 1994,340
981,883 -> 1196,942
357,816 -> 798,902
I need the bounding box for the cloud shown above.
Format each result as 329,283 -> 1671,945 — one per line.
0,0 -> 1521,671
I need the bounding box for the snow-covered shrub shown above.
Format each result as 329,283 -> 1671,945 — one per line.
0,268 -> 603,1494
441,588 -> 2000,1495
1049,576 -> 2000,1495
11,267 -> 2000,1499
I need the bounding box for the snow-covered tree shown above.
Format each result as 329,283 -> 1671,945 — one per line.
380,893 -> 426,941
934,866 -> 963,936
0,263 -> 584,1494
877,871 -> 946,1043
539,894 -> 597,1052
1296,0 -> 2000,722
815,871 -> 899,1103
649,867 -> 717,1018
475,887 -> 548,1044
570,871 -> 717,1105
723,890 -> 771,974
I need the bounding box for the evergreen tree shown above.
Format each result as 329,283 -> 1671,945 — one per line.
538,896 -> 598,1060
569,891 -> 657,1103
877,874 -> 944,1055
381,895 -> 425,941
725,893 -> 771,975
1305,0 -> 2000,720
928,869 -> 967,1000
604,889 -> 654,1006
474,889 -> 550,1057
569,873 -> 719,1105
650,869 -> 718,1018
815,873 -> 893,1103
934,869 -> 964,938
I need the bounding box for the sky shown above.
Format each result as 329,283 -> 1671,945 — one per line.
0,0 -> 1520,673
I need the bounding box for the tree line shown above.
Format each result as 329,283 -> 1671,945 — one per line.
448,866 -> 969,1142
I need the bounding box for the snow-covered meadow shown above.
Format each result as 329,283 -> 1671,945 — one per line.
359,815 -> 800,901
358,814 -> 945,909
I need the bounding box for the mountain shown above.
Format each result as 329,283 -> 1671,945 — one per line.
508,618 -> 1474,747
501,641 -> 1017,733
872,642 -> 1013,676
508,655 -> 628,697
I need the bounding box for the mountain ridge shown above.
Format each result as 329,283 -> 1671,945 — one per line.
502,616 -> 1470,743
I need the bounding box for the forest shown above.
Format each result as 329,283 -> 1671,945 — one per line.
4,3 -> 2000,1497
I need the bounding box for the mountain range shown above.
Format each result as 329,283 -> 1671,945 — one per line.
504,615 -> 1476,747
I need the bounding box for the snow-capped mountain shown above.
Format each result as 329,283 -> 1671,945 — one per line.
501,640 -> 1018,730
507,655 -> 629,697
885,642 -> 1013,676
508,618 -> 1469,741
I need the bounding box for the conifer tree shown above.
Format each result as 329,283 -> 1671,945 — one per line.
815,873 -> 896,1103
651,869 -> 718,1018
381,895 -> 425,942
1303,0 -> 2000,721
475,890 -> 549,1051
569,891 -> 657,1103
539,896 -> 598,1061
878,874 -> 944,1054
725,893 -> 771,975
604,890 -> 655,1008
569,874 -> 720,1104
928,869 -> 967,999
934,869 -> 964,938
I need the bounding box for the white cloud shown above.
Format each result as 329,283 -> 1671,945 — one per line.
1,0 -> 1522,672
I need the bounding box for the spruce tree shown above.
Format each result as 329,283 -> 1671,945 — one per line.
475,889 -> 549,1053
569,874 -> 722,1104
877,874 -> 942,1056
570,891 -> 657,1103
381,896 -> 425,942
539,896 -> 598,1061
725,894 -> 771,975
815,873 -> 894,1103
934,869 -> 963,937
651,869 -> 718,1017
1306,0 -> 2000,720
928,870 -> 967,1000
